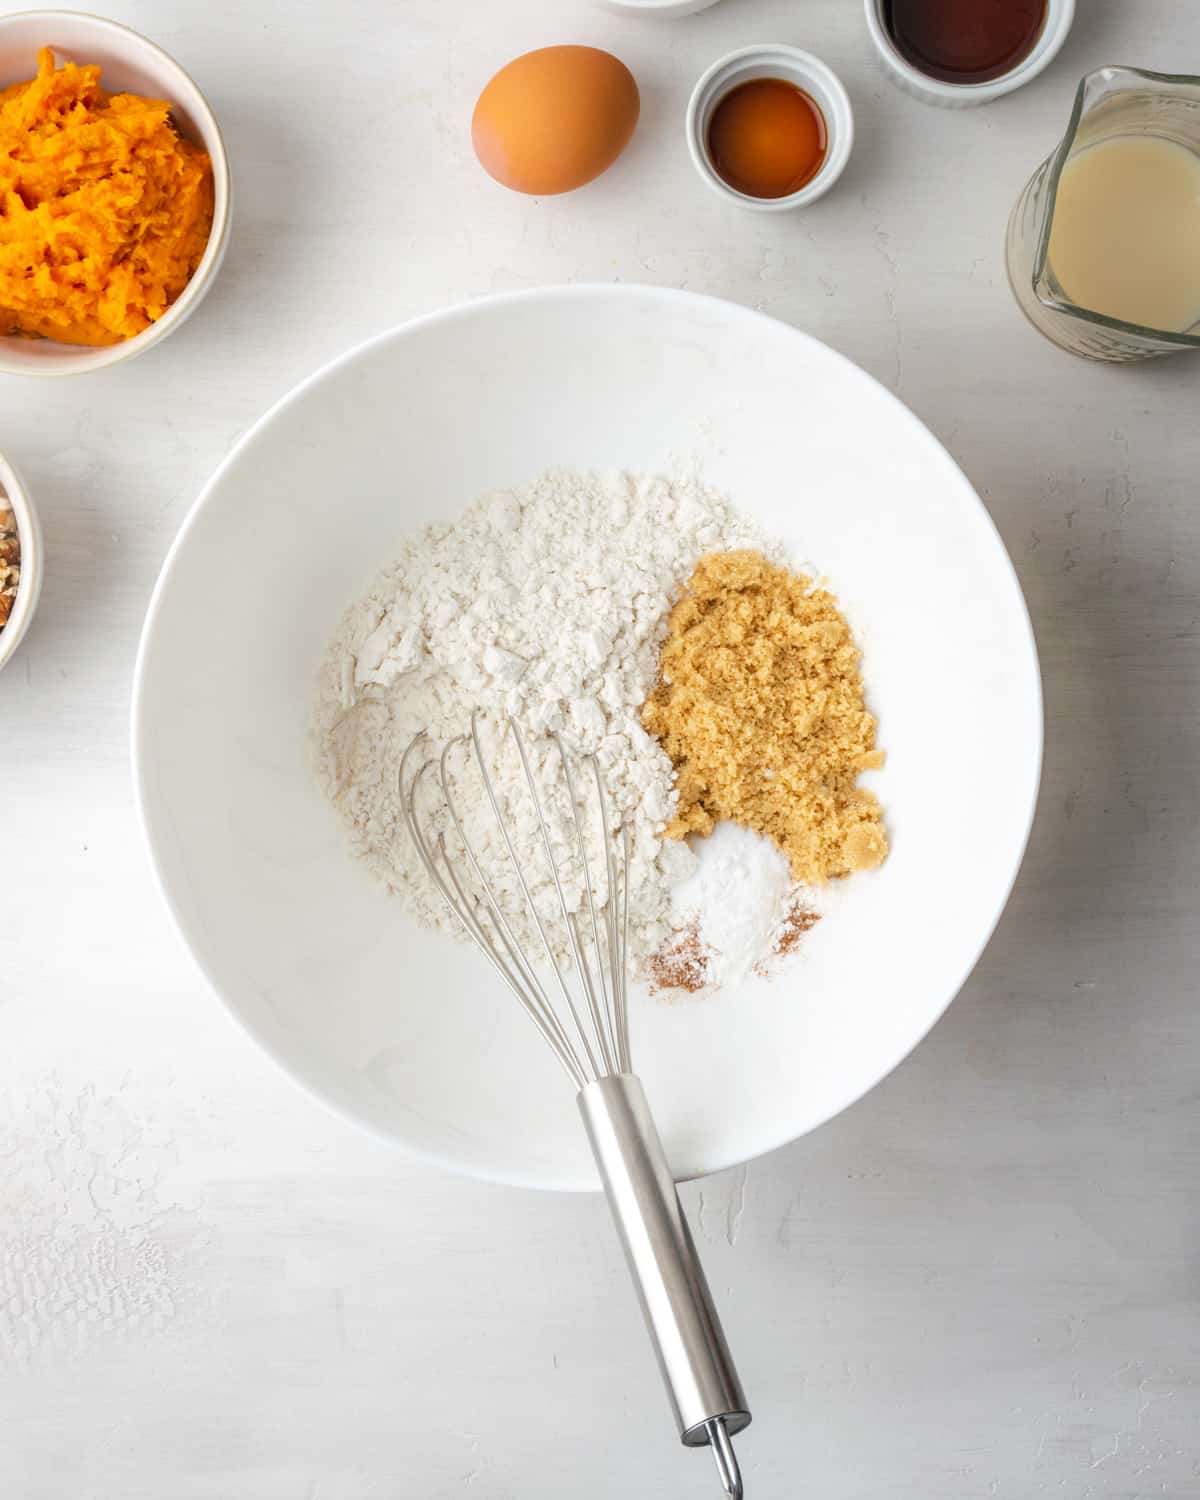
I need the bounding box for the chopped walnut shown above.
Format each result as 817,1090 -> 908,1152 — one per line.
0,505 -> 19,631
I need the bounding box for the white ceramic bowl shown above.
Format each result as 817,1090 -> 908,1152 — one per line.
0,449 -> 43,674
687,46 -> 854,211
0,10 -> 231,376
863,0 -> 1076,107
133,285 -> 1042,1192
598,0 -> 721,14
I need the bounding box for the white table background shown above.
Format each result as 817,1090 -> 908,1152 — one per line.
3,1 -> 1198,1495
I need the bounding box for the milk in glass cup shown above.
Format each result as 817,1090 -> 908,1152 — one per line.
1006,66 -> 1200,361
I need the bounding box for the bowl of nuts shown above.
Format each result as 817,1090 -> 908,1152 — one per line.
0,450 -> 42,673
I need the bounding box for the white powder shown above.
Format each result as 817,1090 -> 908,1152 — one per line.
314,469 -> 770,961
666,822 -> 826,992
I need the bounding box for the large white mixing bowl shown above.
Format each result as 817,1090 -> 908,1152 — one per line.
133,285 -> 1042,1190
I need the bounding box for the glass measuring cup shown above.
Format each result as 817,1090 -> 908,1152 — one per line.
1006,66 -> 1200,361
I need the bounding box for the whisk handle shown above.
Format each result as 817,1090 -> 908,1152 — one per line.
578,1073 -> 751,1451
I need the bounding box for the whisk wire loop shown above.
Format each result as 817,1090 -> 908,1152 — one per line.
548,733 -> 618,1079
508,724 -> 609,1077
399,733 -> 587,1090
401,716 -> 632,1089
438,827 -> 585,1089
465,713 -> 607,1082
617,823 -> 632,1073
433,739 -> 585,1083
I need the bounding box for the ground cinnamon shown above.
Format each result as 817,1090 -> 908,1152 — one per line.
773,898 -> 821,956
645,917 -> 713,995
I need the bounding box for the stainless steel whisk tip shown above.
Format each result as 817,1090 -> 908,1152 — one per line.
706,1418 -> 745,1500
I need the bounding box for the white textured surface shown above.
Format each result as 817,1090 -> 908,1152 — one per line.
2,0 -> 1197,1495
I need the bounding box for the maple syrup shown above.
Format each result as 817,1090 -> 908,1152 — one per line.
883,0 -> 1046,85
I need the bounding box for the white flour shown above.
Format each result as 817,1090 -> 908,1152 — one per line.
314,469 -> 770,962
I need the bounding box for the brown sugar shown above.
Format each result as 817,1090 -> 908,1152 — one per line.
642,549 -> 888,884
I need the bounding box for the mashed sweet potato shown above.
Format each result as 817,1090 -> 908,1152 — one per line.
0,48 -> 214,346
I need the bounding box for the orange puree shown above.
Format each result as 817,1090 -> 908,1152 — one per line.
0,48 -> 214,346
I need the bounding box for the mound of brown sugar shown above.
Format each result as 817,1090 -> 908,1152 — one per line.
642,549 -> 887,884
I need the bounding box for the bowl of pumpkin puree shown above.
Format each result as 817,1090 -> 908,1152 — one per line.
0,13 -> 230,375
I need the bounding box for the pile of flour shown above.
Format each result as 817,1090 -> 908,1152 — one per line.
314,469 -> 770,961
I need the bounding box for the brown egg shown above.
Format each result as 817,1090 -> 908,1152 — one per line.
472,45 -> 640,196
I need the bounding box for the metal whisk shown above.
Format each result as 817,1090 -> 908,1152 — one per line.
400,714 -> 751,1498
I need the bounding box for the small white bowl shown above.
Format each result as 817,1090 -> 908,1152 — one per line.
598,0 -> 721,13
863,0 -> 1075,107
0,10 -> 231,376
0,449 -> 43,675
686,46 -> 854,212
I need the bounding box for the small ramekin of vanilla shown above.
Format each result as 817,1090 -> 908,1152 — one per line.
0,14 -> 230,375
687,45 -> 855,210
